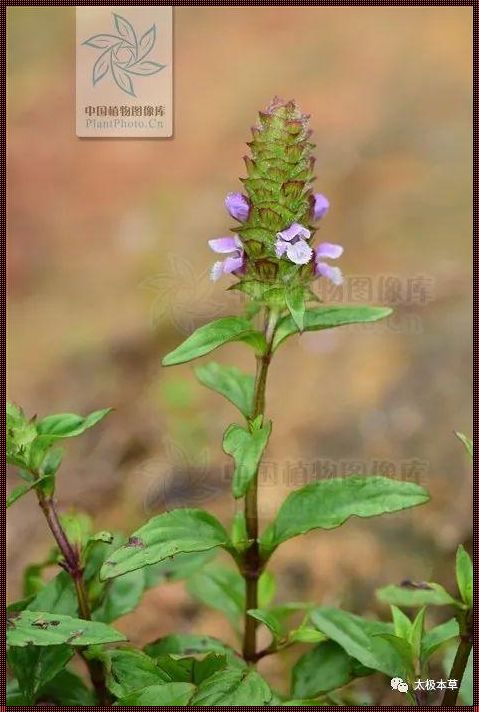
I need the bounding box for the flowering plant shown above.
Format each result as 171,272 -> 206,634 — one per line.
6,100 -> 472,707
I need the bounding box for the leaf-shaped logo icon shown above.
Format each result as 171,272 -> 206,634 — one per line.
111,62 -> 135,97
92,50 -> 111,85
138,25 -> 156,60
113,13 -> 137,47
128,61 -> 166,76
83,13 -> 166,97
83,34 -> 122,50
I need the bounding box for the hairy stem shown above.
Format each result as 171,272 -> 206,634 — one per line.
441,612 -> 472,707
37,491 -> 111,705
242,308 -> 278,664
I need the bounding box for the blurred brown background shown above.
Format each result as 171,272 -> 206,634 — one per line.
7,5 -> 472,698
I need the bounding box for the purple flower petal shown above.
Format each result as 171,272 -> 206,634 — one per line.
315,261 -> 343,285
275,237 -> 289,258
223,255 -> 245,274
210,261 -> 225,281
208,236 -> 242,254
277,222 -> 311,242
225,192 -> 250,222
286,239 -> 313,265
313,193 -> 330,221
315,242 -> 343,260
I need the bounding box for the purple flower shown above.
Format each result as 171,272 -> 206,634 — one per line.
275,222 -> 313,265
312,193 -> 330,221
314,242 -> 344,285
225,193 -> 250,222
209,236 -> 245,281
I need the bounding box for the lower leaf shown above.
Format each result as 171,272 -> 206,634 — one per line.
7,645 -> 74,704
189,668 -> 272,706
292,641 -> 369,698
311,608 -> 413,680
100,509 -> 232,580
115,682 -> 195,706
7,610 -> 126,647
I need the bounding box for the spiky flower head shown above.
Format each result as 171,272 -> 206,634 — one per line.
210,98 -> 343,308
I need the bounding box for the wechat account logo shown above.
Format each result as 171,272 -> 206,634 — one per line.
83,13 -> 166,97
391,677 -> 409,693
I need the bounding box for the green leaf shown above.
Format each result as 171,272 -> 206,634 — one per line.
258,569 -> 277,608
285,285 -> 306,331
99,648 -> 230,702
7,597 -> 35,614
86,533 -> 213,592
377,582 -> 460,608
7,645 -> 74,704
292,641 -> 368,698
162,317 -> 266,366
260,477 -> 429,556
311,607 -> 412,679
189,668 -> 272,706
372,633 -> 415,678
421,618 -> 459,662
100,648 -> 174,698
455,545 -> 473,608
187,566 -> 244,627
156,653 -> 226,685
35,408 -> 112,439
115,683 -> 195,706
38,447 -> 64,477
6,403 -> 37,469
6,679 -> 27,706
36,669 -> 96,706
187,566 -> 274,629
144,549 -> 217,587
195,362 -> 254,418
247,608 -> 284,641
7,574 -> 79,702
272,305 -> 393,350
391,605 -> 412,640
92,570 -> 145,623
59,511 -> 93,549
27,571 -> 78,617
223,420 -> 272,498
288,626 -> 327,644
6,476 -> 53,508
7,610 -> 126,647
144,634 -> 241,663
455,431 -> 472,459
27,440 -> 63,478
100,509 -> 232,580
409,607 -> 426,661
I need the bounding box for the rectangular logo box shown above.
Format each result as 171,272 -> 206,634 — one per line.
76,6 -> 173,138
